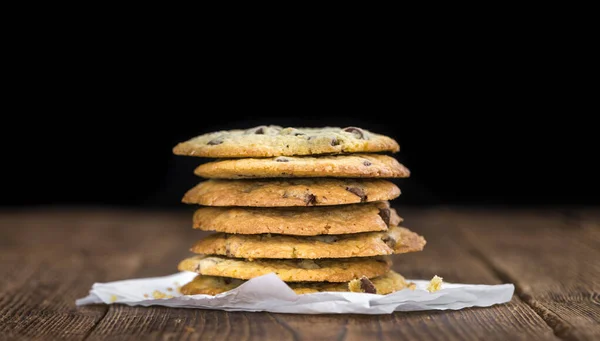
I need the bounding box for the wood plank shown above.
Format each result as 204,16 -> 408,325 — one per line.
0,209 -> 190,340
0,209 -> 563,341
85,210 -> 297,341
451,209 -> 600,341
579,209 -> 600,247
87,308 -> 297,341
88,208 -> 558,341
257,209 -> 558,341
0,211 -> 109,341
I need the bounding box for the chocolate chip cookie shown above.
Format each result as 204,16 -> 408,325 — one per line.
180,270 -> 408,295
190,226 -> 426,259
173,126 -> 400,158
192,201 -> 402,235
194,154 -> 410,179
177,255 -> 391,282
182,179 -> 400,207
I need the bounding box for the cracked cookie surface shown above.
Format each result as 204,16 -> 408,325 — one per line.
180,271 -> 408,295
182,179 -> 400,207
194,154 -> 410,179
190,226 -> 426,259
177,255 -> 391,282
193,201 -> 401,235
173,126 -> 400,158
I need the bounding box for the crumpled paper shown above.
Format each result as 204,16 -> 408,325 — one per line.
76,272 -> 514,314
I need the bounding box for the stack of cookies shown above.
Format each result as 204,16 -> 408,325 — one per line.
172,126 -> 426,295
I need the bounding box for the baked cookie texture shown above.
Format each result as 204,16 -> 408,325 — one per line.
177,255 -> 391,282
173,126 -> 400,158
190,226 -> 426,259
194,154 -> 410,179
182,179 -> 400,207
180,271 -> 408,296
171,125 -> 424,297
192,201 -> 402,235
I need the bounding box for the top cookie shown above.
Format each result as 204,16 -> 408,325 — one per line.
194,154 -> 410,179
173,126 -> 400,158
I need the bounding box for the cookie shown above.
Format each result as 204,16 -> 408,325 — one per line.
177,255 -> 391,282
192,201 -> 402,235
182,179 -> 400,207
194,154 -> 410,179
180,271 -> 408,296
173,126 -> 400,158
190,226 -> 426,259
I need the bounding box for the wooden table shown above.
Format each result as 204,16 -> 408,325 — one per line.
0,207 -> 598,340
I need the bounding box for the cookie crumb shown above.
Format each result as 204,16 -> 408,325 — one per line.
407,282 -> 417,290
143,294 -> 149,298
185,326 -> 195,333
426,275 -> 443,292
109,295 -> 118,303
152,290 -> 173,299
348,278 -> 361,292
167,287 -> 173,292
348,276 -> 376,293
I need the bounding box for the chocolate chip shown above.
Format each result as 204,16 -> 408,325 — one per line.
194,264 -> 201,272
223,277 -> 232,285
359,276 -> 377,294
343,127 -> 365,139
275,157 -> 289,162
245,126 -> 268,134
346,187 -> 367,202
294,132 -> 306,136
382,235 -> 396,249
363,160 -> 372,166
378,208 -> 391,226
207,137 -> 224,145
331,138 -> 340,146
305,193 -> 317,205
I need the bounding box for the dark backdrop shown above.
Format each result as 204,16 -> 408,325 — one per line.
4,112 -> 597,209
3,41 -> 596,209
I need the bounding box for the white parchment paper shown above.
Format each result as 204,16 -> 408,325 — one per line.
76,272 -> 514,314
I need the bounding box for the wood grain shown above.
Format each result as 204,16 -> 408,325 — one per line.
580,209 -> 600,247
87,208 -> 558,341
0,208 -> 596,340
0,211 -> 109,340
0,209 -> 191,340
451,209 -> 600,341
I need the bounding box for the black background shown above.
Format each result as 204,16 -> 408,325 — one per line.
4,112 -> 597,209
2,41 -> 597,209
